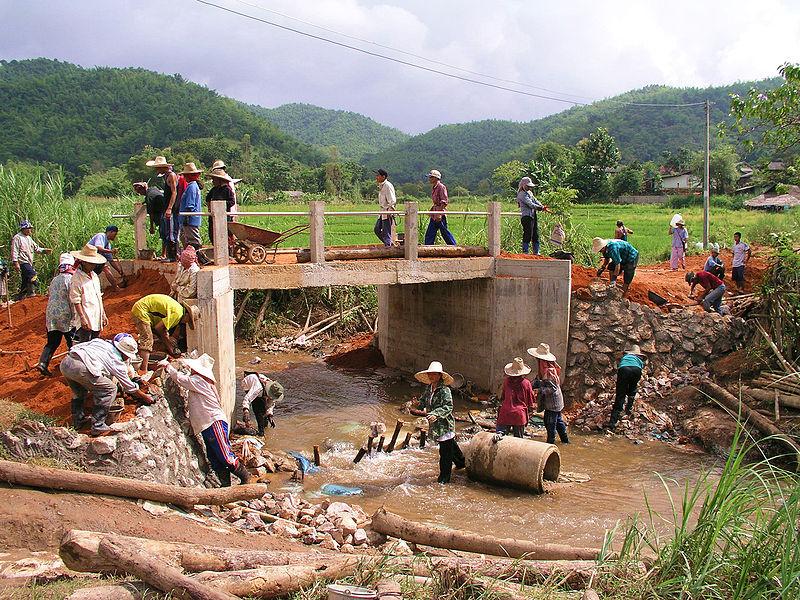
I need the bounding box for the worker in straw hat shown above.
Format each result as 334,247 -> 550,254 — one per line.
424,169 -> 457,246
146,156 -> 179,262
703,243 -> 725,280
206,167 -> 237,247
36,252 -> 79,376
593,237 -> 639,298
495,357 -> 536,438
409,360 -> 464,483
160,354 -> 252,486
668,217 -> 688,271
10,220 -> 52,299
130,293 -> 199,374
241,371 -> 285,435
60,333 -> 154,436
528,343 -> 569,444
178,162 -> 204,252
608,344 -> 647,431
69,244 -> 108,343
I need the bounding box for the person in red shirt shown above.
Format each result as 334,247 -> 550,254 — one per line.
686,270 -> 726,314
495,357 -> 536,438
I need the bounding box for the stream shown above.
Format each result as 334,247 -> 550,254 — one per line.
235,348 -> 719,548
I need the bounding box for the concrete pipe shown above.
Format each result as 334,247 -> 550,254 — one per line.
464,432 -> 560,493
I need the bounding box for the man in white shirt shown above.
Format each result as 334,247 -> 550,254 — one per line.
10,220 -> 52,299
731,232 -> 752,293
241,372 -> 284,435
69,244 -> 108,343
373,169 -> 396,247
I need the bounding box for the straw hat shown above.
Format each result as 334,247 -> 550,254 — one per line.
112,333 -> 139,361
182,354 -> 215,382
592,237 -> 609,253
624,344 -> 646,357
267,381 -> 284,402
146,156 -> 172,168
208,168 -> 233,182
210,160 -> 226,170
426,169 -> 442,179
181,303 -> 200,330
415,361 -> 454,385
504,357 -> 531,377
71,243 -> 107,265
179,162 -> 202,175
528,343 -> 557,362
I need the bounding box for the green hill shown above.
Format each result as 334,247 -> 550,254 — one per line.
249,102 -> 409,160
0,58 -> 326,173
365,80 -> 781,188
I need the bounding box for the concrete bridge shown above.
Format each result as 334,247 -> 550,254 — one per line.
128,201 -> 572,419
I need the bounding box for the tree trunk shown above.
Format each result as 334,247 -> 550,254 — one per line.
741,386 -> 800,410
0,460 -> 269,510
97,536 -> 240,600
370,508 -> 603,561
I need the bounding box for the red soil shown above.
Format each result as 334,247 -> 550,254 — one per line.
501,249 -> 769,308
325,333 -> 385,369
0,270 -> 169,424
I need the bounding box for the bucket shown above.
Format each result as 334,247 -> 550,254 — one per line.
326,584 -> 377,600
106,407 -> 124,425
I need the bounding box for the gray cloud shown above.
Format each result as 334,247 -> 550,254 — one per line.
1,0 -> 798,134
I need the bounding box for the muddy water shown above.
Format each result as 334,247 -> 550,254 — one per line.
236,350 -> 719,548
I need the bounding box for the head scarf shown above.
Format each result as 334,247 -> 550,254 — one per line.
184,172 -> 201,183
179,245 -> 198,269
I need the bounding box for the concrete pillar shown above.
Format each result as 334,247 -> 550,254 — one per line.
211,201 -> 229,266
404,201 -> 418,261
133,203 -> 147,258
487,201 -> 501,257
190,266 -> 237,422
309,201 -> 325,263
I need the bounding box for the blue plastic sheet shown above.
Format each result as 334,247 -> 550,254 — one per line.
321,483 -> 364,496
287,450 -> 320,474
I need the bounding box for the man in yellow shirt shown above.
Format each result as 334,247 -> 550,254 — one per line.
130,293 -> 198,373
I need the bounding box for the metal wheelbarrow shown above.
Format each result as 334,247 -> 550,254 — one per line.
227,221 -> 309,264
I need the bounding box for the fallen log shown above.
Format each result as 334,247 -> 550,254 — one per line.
701,381 -> 800,466
370,508 -> 603,561
0,460 -> 269,510
753,376 -> 800,396
66,583 -> 152,600
757,324 -> 800,383
741,386 -> 800,410
97,535 -> 240,600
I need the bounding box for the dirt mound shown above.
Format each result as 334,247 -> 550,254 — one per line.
325,333 -> 385,369
0,270 -> 169,424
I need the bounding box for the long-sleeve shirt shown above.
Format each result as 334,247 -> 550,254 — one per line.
69,339 -> 139,393
693,270 -> 723,291
377,180 -> 397,218
497,376 -> 536,426
430,181 -> 449,222
418,381 -> 455,441
532,377 -> 564,412
241,373 -> 278,414
671,226 -> 688,249
704,255 -> 723,272
171,263 -> 199,303
69,268 -> 105,331
131,294 -> 184,331
46,273 -> 78,332
179,181 -> 202,227
165,363 -> 227,434
516,190 -> 543,218
604,240 -> 639,265
10,233 -> 42,265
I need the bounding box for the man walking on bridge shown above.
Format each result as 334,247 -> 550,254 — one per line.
373,169 -> 396,247
424,169 -> 457,246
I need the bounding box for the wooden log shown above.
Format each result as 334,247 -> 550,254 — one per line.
0,460 -> 269,510
367,436 -> 374,454
313,445 -> 321,467
66,583 -> 152,600
385,420 -> 404,453
419,430 -> 427,449
370,508 -> 603,561
757,323 -> 800,382
701,381 -> 800,466
233,290 -> 253,326
400,432 -> 412,450
97,536 -> 240,600
376,579 -> 403,600
376,436 -> 385,452
353,446 -> 368,464
743,386 -> 800,409
755,374 -> 800,395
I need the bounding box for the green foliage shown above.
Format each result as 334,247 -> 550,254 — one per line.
612,164 -> 644,197
78,167 -> 130,197
491,160 -> 527,192
689,144 -> 740,194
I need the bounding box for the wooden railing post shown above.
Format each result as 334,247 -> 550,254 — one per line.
211,201 -> 229,266
404,202 -> 418,261
133,203 -> 147,258
487,201 -> 501,257
309,201 -> 325,263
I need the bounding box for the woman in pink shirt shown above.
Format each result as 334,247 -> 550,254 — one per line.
496,357 -> 536,438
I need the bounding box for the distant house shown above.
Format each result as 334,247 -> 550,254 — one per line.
745,185 -> 800,211
660,170 -> 699,193
735,162 -> 756,193
767,160 -> 786,172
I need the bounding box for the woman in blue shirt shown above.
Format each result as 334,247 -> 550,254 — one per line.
608,344 -> 646,431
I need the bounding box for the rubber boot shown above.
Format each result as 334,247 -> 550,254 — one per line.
559,429 -> 570,444
608,410 -> 622,431
233,462 -> 253,485
71,398 -> 87,429
625,396 -> 635,415
214,466 -> 231,487
522,242 -> 530,254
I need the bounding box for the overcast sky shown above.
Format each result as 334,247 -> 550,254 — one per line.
1,0 -> 798,134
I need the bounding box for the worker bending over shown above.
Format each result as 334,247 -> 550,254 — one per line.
241,371 -> 284,435
130,294 -> 198,373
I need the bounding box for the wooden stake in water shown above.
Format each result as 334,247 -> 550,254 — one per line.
367,437 -> 374,455
400,432 -> 412,450
385,419 -> 404,453
353,446 -> 367,464
419,430 -> 427,449
376,436 -> 385,452
313,445 -> 321,467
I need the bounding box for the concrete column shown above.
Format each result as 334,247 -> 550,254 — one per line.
309,201 -> 325,263
133,203 -> 147,258
487,201 -> 501,257
211,201 -> 229,266
404,201 -> 418,261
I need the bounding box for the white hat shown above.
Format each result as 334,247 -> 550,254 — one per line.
58,252 -> 75,267
426,169 -> 442,179
182,354 -> 215,382
504,357 -> 531,377
711,243 -> 720,253
71,243 -> 107,265
592,237 -> 609,253
415,361 -> 454,386
112,333 -> 139,360
145,156 -> 173,168
528,343 -> 557,362
624,344 -> 646,357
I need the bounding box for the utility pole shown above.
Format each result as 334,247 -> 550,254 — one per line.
703,99 -> 710,248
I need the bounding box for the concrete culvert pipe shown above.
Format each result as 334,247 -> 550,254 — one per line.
464,432 -> 560,493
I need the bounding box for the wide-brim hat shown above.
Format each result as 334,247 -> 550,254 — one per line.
519,176 -> 534,188
179,162 -> 202,175
181,303 -> 199,330
208,168 -> 233,182
624,344 -> 646,357
710,243 -> 720,253
210,160 -> 226,170
675,220 -> 686,226
415,360 -> 454,385
504,357 -> 531,377
267,381 -> 284,401
182,353 -> 215,382
71,243 -> 107,265
112,333 -> 139,360
528,343 -> 557,362
426,169 -> 442,179
146,156 -> 172,168
592,237 -> 609,253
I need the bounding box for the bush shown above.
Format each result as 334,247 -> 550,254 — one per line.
78,167 -> 130,197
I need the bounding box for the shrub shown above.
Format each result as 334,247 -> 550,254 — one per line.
78,167 -> 130,197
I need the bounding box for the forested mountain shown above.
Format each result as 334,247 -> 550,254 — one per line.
365,80 -> 781,188
0,58 -> 326,173
248,102 -> 409,160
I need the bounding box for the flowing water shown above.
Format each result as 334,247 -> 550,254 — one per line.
236,349 -> 719,548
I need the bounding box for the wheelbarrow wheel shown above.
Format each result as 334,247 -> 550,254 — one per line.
248,245 -> 268,264
233,242 -> 250,264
